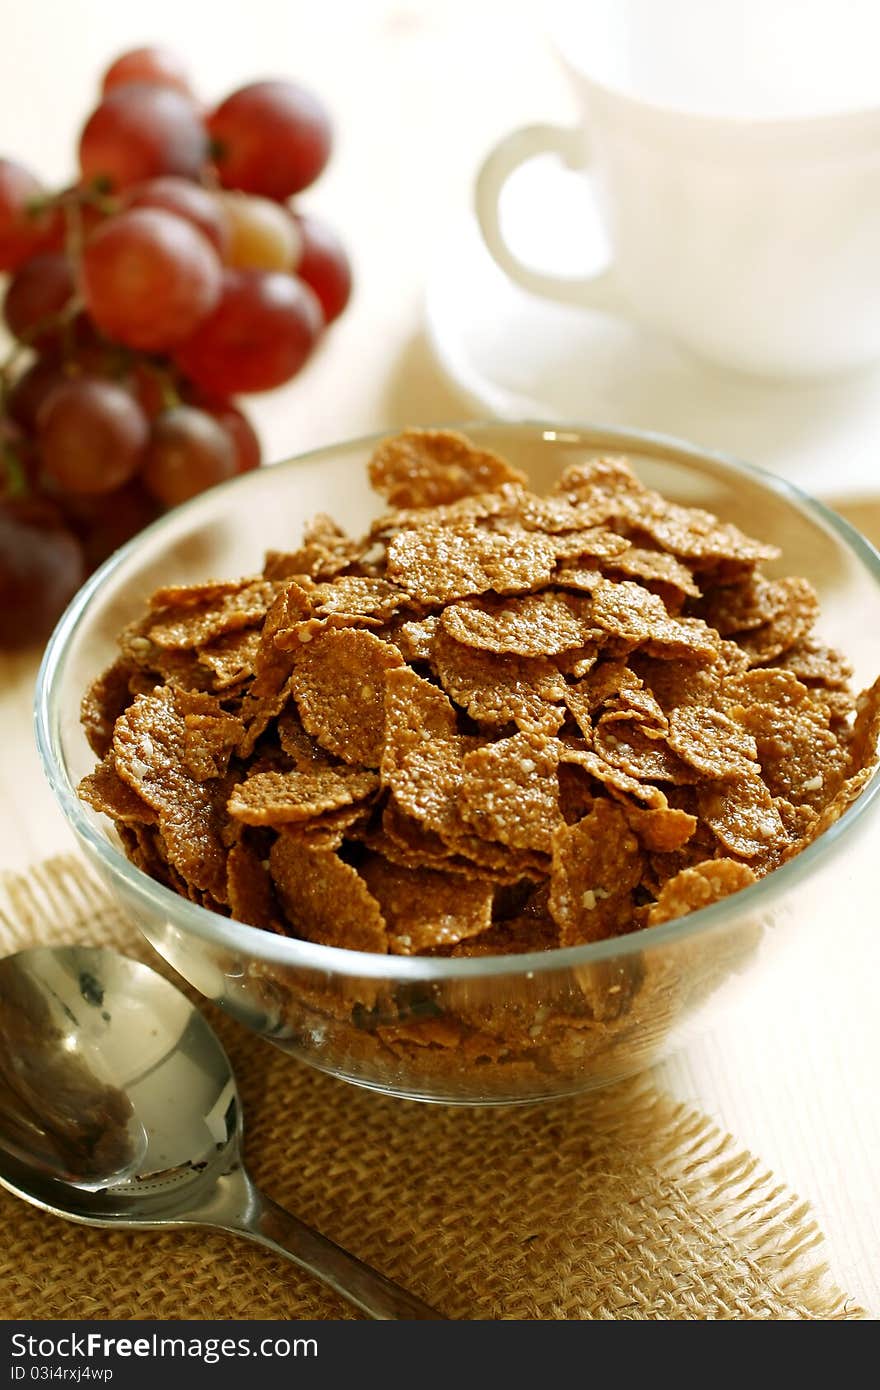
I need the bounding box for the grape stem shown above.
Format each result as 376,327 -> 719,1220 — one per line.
0,439 -> 28,500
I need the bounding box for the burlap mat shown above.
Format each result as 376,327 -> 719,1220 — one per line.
0,856 -> 863,1321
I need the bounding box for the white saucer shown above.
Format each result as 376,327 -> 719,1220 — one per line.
425,175 -> 880,505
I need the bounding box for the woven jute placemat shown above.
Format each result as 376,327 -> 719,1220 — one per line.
0,856 -> 863,1321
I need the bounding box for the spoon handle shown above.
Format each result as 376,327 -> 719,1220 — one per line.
219,1178 -> 444,1320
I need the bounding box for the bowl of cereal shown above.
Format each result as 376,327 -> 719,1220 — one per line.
36,423 -> 880,1104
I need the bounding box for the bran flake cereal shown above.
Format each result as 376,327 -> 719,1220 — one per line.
290,627 -> 405,767
387,524 -> 557,605
647,860 -> 757,926
441,592 -> 597,658
431,627 -> 566,735
228,766 -> 378,825
79,428 -> 878,973
359,854 -> 495,954
460,731 -> 563,852
268,836 -> 387,953
368,427 -> 526,508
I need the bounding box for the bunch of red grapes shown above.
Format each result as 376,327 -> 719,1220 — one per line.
0,45 -> 352,649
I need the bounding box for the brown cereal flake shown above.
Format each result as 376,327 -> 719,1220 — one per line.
278,803 -> 372,849
594,717 -> 697,785
621,494 -> 780,568
384,614 -> 440,663
226,841 -> 285,932
276,712 -> 335,768
621,804 -> 698,854
846,676 -> 880,775
774,797 -> 818,842
441,592 -> 597,658
386,525 -> 557,605
79,754 -> 157,825
728,676 -> 846,810
263,514 -> 365,580
81,659 -> 135,758
589,580 -> 718,658
514,491 -> 630,533
562,689 -> 594,741
737,578 -> 820,664
197,629 -> 261,689
368,427 -> 526,508
558,743 -> 668,809
358,854 -> 494,953
370,485 -> 524,539
549,801 -> 643,945
228,766 -> 378,826
236,666 -> 296,759
699,574 -> 794,635
568,660 -> 642,715
786,763 -> 876,854
606,682 -> 668,731
549,528 -> 631,562
183,711 -> 243,781
290,627 -> 405,766
148,580 -> 278,649
111,687 -> 229,900
647,859 -> 757,926
268,836 -> 387,953
460,732 -> 563,852
431,628 -> 566,735
601,547 -> 701,600
773,641 -> 853,689
274,577 -> 407,648
147,578 -> 252,612
363,800 -> 475,876
381,667 -> 469,839
553,648 -> 599,678
697,775 -> 789,862
436,827 -> 549,881
667,706 -> 758,780
630,653 -> 722,712
550,567 -> 603,593
552,456 -> 647,512
312,575 -> 405,620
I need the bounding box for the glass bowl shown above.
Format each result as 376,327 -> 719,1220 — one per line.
35,422 -> 880,1105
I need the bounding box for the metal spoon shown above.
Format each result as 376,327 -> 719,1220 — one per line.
0,944 -> 442,1320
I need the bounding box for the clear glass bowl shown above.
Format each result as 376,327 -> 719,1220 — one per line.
35,422 -> 880,1105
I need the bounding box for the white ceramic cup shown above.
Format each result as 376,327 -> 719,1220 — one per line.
476,0 -> 880,377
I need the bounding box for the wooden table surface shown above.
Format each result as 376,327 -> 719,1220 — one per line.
1,0 -> 878,1317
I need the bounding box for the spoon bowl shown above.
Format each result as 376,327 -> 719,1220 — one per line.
0,944 -> 442,1319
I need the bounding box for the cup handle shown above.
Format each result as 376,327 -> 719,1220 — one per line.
475,122 -> 624,314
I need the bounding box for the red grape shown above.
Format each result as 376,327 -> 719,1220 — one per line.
79,84 -> 207,190
6,357 -> 66,431
125,177 -> 230,257
221,191 -> 300,270
0,159 -> 55,271
38,378 -> 149,495
292,212 -> 352,323
208,81 -> 331,199
101,46 -> 192,98
66,481 -> 161,569
3,253 -> 76,350
176,268 -> 322,395
199,397 -> 262,472
81,207 -> 222,351
142,405 -> 237,506
127,360 -> 177,418
0,503 -> 85,647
